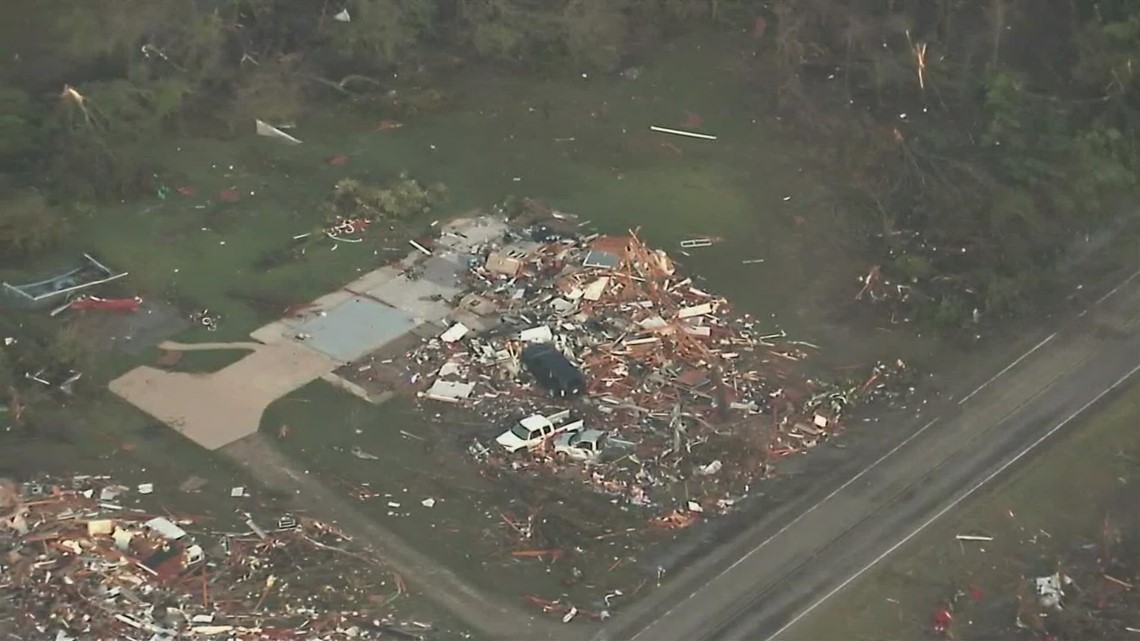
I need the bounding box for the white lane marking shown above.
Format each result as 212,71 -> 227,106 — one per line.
958,333 -> 1056,406
1095,268 -> 1140,306
960,266 -> 1140,407
766,360 -> 1140,641
629,417 -> 941,641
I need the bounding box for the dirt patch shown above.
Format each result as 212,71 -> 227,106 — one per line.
335,331 -> 427,397
69,299 -> 188,354
251,236 -> 313,272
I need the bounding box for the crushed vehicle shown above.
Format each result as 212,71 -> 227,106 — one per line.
552,428 -> 609,463
496,409 -> 583,452
521,342 -> 585,397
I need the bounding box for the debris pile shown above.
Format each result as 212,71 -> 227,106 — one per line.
391,217 -> 915,514
0,476 -> 432,640
922,510 -> 1140,640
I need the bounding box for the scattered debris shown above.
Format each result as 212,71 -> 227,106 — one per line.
189,309 -> 221,331
255,119 -> 302,145
440,322 -> 470,343
679,238 -> 715,249
68,295 -> 142,313
1034,572 -> 1072,610
0,475 -> 428,640
351,446 -> 380,460
316,216 -> 371,243
27,367 -> 83,394
383,215 -> 914,521
932,604 -> 954,635
423,380 -> 475,403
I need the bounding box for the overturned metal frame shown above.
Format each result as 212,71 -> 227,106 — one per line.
2,253 -> 128,309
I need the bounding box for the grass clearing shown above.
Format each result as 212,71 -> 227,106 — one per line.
792,377 -> 1140,640
262,383 -> 652,606
2,29 -> 939,630
157,347 -> 255,373
7,30 -> 886,357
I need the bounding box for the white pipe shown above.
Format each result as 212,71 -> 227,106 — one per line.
649,126 -> 717,141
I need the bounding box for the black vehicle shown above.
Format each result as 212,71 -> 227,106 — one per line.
521,343 -> 585,397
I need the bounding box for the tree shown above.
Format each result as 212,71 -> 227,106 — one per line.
0,348 -> 13,394
986,0 -> 1016,67
330,0 -> 436,69
0,192 -> 68,258
228,58 -> 309,129
561,0 -> 629,71
0,87 -> 41,170
980,69 -> 1068,186
321,174 -> 447,220
455,0 -> 561,65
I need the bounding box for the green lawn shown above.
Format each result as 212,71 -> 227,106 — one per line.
1,29 -> 941,631
5,30 -> 872,353
262,382 -> 651,605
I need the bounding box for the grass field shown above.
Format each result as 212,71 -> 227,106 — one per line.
2,30 -> 899,357
0,28 -> 941,631
791,377 -> 1140,640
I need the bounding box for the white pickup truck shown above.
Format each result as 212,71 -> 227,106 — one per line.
495,409 -> 584,452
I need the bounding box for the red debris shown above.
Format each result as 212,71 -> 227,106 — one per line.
175,185 -> 196,196
969,585 -> 984,602
218,188 -> 241,202
752,16 -> 768,39
932,605 -> 953,635
327,154 -> 349,166
373,120 -> 403,131
682,112 -> 703,128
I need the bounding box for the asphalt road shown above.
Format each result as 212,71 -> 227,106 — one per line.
593,268 -> 1140,641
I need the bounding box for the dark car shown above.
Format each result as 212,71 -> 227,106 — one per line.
521,343 -> 585,397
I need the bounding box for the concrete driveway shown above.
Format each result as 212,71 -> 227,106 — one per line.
109,341 -> 338,450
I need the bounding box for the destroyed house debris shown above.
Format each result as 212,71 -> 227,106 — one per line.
0,476 -> 434,640
387,216 -> 915,521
